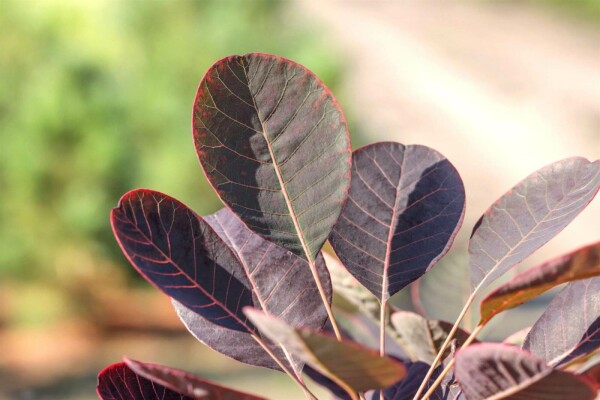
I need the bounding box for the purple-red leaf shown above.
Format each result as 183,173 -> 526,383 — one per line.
111,190 -> 253,332
193,53 -> 351,262
111,190 -> 331,371
367,362 -> 446,400
523,277 -> 600,367
469,158 -> 600,291
329,142 -> 465,299
480,242 -> 600,324
124,358 -> 266,400
97,362 -> 194,400
455,343 -> 597,400
174,208 -> 331,371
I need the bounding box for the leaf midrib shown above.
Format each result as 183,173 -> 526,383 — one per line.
240,57 -> 314,262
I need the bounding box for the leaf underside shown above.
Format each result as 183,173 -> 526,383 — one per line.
455,343 -> 597,400
330,142 -> 465,300
193,52 -> 351,261
523,277 -> 600,367
480,242 -> 600,324
469,158 -> 600,291
97,362 -> 193,400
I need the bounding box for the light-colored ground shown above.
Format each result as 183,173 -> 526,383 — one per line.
298,0 -> 600,265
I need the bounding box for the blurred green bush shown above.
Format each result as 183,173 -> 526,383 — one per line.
0,0 -> 344,322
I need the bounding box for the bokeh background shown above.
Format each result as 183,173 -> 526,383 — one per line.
0,1 -> 598,399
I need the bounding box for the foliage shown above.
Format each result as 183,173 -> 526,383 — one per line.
98,54 -> 600,399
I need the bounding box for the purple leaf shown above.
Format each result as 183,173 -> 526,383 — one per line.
174,209 -> 331,371
111,190 -> 331,371
455,343 -> 597,400
97,362 -> 194,400
480,242 -> 600,324
367,362 -> 446,400
523,277 -> 600,367
124,358 -> 266,400
193,53 -> 351,262
329,142 -> 465,299
469,158 -> 600,290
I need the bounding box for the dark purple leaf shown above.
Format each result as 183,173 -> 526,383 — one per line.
193,53 -> 351,262
244,308 -> 407,397
111,189 -> 253,332
303,364 -> 351,400
111,190 -> 331,371
469,158 -> 600,291
97,362 -> 194,400
523,277 -> 600,367
124,358 -> 266,400
480,242 -> 600,324
329,142 -> 465,299
455,343 -> 597,400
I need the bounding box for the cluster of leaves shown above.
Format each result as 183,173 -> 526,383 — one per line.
97,53 -> 600,400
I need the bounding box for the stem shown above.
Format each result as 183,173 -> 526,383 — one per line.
251,335 -> 317,399
412,292 -> 476,400
379,299 -> 387,400
420,324 -> 483,400
308,258 -> 342,340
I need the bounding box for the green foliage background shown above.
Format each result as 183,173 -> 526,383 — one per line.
0,0 -> 345,325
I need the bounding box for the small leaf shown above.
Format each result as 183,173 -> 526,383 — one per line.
523,277 -> 600,367
455,343 -> 597,400
479,242 -> 600,324
124,358 -> 266,400
111,191 -> 331,371
469,158 -> 600,291
330,142 -> 465,300
97,362 -> 195,399
367,362 -> 445,400
244,308 -> 406,398
193,53 -> 351,262
390,311 -> 474,364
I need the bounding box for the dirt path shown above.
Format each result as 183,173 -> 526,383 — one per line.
297,0 -> 600,264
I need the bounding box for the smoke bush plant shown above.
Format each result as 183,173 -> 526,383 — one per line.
97,53 -> 600,400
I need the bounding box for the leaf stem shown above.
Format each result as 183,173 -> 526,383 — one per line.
411,292 -> 476,400
309,259 -> 343,340
251,335 -> 317,399
420,324 -> 483,400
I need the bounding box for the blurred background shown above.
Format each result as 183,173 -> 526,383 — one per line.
0,1 -> 598,399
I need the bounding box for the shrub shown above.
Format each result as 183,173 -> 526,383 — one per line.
97,53 -> 600,400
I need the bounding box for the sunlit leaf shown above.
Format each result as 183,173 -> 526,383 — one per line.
523,277 -> 600,367
455,343 -> 597,400
244,308 -> 406,399
469,158 -> 600,291
329,142 -> 464,300
390,311 -> 474,364
124,358 -> 266,400
97,361 -> 196,400
111,190 -> 330,371
480,242 -> 600,324
193,53 -> 351,262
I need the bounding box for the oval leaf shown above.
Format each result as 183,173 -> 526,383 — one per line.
523,277 -> 600,367
193,53 -> 351,261
480,242 -> 600,324
367,362 -> 447,400
329,142 -> 465,300
97,362 -> 196,400
469,158 -> 600,291
390,311 -> 475,364
111,190 -> 331,371
124,358 -> 266,400
244,308 -> 406,398
111,189 -> 253,332
455,343 -> 597,400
